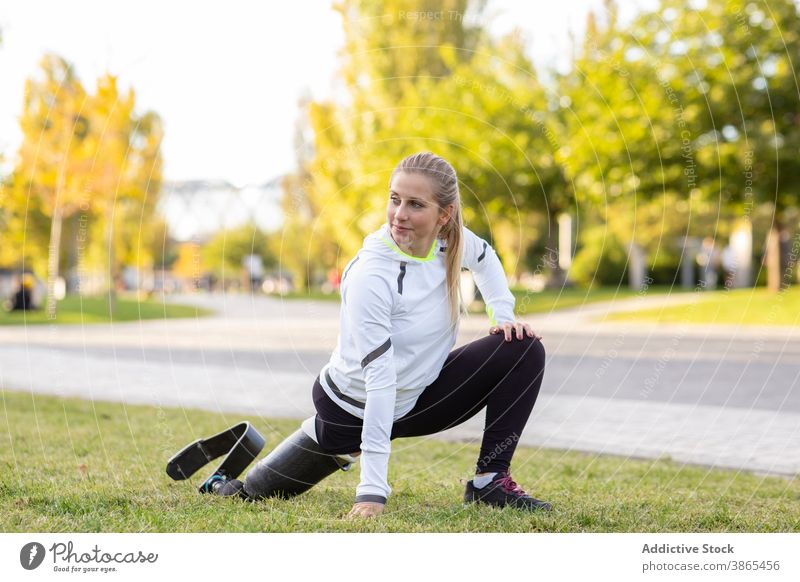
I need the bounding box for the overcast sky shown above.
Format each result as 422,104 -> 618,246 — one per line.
0,0 -> 644,187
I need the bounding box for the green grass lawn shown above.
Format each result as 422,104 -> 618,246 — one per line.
509,286 -> 677,316
0,295 -> 212,326
277,290 -> 342,302
1,390 -> 796,532
607,287 -> 800,326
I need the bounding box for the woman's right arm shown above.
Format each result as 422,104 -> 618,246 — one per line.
343,271 -> 397,506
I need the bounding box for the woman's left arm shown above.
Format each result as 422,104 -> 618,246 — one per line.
489,320 -> 542,342
462,227 -> 542,341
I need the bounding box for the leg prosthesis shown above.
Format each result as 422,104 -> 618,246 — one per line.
165,421 -> 265,494
242,428 -> 353,500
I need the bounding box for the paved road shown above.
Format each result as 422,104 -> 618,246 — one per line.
1,293 -> 798,476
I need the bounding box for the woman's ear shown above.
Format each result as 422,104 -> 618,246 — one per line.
439,203 -> 455,226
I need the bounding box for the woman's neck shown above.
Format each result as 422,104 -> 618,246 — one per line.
390,232 -> 437,258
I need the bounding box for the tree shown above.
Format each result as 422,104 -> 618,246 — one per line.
87,74 -> 163,300
559,0 -> 800,290
302,0 -> 494,266
12,55 -> 93,311
286,0 -> 562,287
655,0 -> 800,291
5,55 -> 164,306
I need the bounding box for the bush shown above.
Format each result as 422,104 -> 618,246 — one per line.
569,227 -> 629,287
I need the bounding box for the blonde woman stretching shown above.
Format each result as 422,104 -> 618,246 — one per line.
209,152 -> 550,518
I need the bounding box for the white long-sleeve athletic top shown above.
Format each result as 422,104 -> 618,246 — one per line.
318,223 -> 516,503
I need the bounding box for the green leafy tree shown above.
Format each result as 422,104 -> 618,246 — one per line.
286,0 -> 563,287
655,0 -> 800,291
558,3 -> 695,285
562,0 -> 800,290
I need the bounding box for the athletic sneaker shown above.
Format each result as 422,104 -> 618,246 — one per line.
464,472 -> 552,512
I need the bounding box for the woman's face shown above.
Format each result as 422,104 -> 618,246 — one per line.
387,172 -> 451,257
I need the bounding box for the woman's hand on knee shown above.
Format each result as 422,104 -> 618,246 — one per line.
489,321 -> 541,342
347,501 -> 384,519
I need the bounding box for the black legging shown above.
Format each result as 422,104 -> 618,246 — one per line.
313,332 -> 546,473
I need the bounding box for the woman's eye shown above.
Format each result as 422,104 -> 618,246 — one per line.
389,197 -> 422,209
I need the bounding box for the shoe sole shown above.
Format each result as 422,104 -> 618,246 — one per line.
465,491 -> 552,512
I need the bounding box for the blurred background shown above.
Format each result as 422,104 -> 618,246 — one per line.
1,0 -> 799,319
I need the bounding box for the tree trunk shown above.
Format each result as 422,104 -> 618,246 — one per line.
766,220 -> 790,293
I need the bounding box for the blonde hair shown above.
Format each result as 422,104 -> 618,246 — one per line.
390,152 -> 464,326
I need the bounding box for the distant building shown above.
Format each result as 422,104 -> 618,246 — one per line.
158,177 -> 284,242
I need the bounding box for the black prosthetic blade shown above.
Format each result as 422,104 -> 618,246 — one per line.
165,422 -> 265,484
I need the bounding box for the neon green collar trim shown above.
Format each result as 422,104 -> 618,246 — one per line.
379,234 -> 438,262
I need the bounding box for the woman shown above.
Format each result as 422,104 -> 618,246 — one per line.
213,152 -> 549,517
